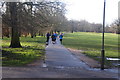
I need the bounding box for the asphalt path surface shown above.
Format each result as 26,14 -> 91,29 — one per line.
2,38 -> 119,79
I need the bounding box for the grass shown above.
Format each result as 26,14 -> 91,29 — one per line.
63,32 -> 118,67
1,32 -> 118,67
1,36 -> 46,66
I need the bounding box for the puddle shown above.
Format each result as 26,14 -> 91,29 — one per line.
55,66 -> 65,69
104,69 -> 119,73
42,63 -> 47,68
112,63 -> 120,66
88,68 -> 119,74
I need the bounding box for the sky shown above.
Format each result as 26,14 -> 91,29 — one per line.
0,0 -> 119,25
61,0 -> 120,25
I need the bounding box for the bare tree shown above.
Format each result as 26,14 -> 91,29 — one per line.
2,1 -> 66,47
109,19 -> 120,34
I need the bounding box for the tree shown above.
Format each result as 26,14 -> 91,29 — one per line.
105,25 -> 111,33
114,19 -> 120,34
109,19 -> 120,34
2,1 -> 66,48
9,2 -> 22,48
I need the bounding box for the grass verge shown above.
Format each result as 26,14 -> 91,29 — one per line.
2,36 -> 46,66
63,32 -> 118,67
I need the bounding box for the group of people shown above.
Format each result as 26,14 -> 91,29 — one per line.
46,32 -> 63,45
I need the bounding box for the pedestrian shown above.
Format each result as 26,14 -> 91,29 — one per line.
46,32 -> 51,45
59,33 -> 63,44
51,33 -> 56,44
54,32 -> 58,38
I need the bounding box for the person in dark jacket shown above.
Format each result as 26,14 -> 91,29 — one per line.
46,32 -> 51,45
51,33 -> 56,44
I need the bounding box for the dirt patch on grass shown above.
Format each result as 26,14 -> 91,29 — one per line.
68,48 -> 102,68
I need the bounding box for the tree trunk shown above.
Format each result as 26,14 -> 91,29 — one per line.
38,31 -> 41,36
9,2 -> 22,48
31,30 -> 34,38
31,35 -> 34,38
71,30 -> 73,33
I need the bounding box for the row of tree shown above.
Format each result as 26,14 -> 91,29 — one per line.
54,19 -> 120,34
1,1 -> 120,48
1,1 -> 66,48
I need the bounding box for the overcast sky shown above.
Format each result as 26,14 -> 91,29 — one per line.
0,0 -> 119,25
61,0 -> 119,25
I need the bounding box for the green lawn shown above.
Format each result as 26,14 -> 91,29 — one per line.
1,36 -> 46,66
63,32 -> 118,62
1,32 -> 118,67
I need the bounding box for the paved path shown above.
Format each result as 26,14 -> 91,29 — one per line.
2,38 -> 119,78
45,39 -> 89,69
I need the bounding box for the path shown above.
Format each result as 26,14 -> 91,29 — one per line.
2,38 -> 119,79
45,39 -> 89,69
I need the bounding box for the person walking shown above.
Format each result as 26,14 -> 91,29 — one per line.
59,33 -> 63,44
46,32 -> 51,45
51,33 -> 56,44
